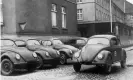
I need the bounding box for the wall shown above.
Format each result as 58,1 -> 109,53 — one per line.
15,0 -> 49,34
77,2 -> 95,22
2,0 -> 77,36
2,0 -> 16,34
48,0 -> 77,35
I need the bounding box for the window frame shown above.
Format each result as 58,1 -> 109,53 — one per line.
61,6 -> 67,29
77,9 -> 83,20
51,4 -> 57,27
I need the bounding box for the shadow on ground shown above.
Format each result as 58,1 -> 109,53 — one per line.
73,65 -> 127,76
7,65 -> 59,76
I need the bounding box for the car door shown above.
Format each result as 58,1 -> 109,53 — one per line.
110,37 -> 122,62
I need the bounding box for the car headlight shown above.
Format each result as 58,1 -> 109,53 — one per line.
33,52 -> 37,58
97,53 -> 104,60
69,50 -> 73,54
56,51 -> 60,55
15,54 -> 20,60
45,52 -> 50,57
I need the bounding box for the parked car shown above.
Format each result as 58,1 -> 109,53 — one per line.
62,37 -> 87,49
40,38 -> 79,64
15,39 -> 60,68
73,35 -> 127,73
1,39 -> 39,76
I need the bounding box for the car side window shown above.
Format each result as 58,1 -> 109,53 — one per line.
42,41 -> 52,46
76,39 -> 86,44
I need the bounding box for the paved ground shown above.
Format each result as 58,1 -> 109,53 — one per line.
1,46 -> 133,80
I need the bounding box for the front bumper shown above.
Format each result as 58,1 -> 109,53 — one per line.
72,58 -> 107,65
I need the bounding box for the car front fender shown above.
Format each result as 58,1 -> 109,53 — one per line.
93,50 -> 112,64
34,50 -> 53,60
1,51 -> 26,64
59,48 -> 72,58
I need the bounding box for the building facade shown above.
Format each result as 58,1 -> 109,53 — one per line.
76,0 -> 132,40
1,0 -> 77,36
125,1 -> 133,27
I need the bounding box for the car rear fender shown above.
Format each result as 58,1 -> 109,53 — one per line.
59,49 -> 71,58
1,52 -> 26,64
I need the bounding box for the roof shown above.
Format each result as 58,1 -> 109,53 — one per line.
90,35 -> 116,39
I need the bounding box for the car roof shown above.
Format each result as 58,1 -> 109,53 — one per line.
90,35 -> 116,39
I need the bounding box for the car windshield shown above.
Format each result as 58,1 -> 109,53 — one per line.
1,39 -> 16,46
27,39 -> 40,46
87,38 -> 109,45
52,39 -> 63,45
76,39 -> 86,44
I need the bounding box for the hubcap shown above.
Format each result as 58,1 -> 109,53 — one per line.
2,61 -> 11,72
60,54 -> 66,64
37,56 -> 43,68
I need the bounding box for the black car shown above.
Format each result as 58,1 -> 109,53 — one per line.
15,39 -> 60,68
1,39 -> 39,76
40,38 -> 79,64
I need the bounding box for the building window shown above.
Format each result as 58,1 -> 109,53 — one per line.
51,4 -> 57,27
77,0 -> 82,3
61,7 -> 66,28
77,9 -> 83,20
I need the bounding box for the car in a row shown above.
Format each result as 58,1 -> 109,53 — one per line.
1,34 -> 126,75
1,36 -> 81,76
72,34 -> 127,73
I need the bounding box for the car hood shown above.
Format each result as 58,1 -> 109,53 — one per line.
53,44 -> 78,52
27,45 -> 56,53
79,44 -> 109,62
1,46 -> 36,61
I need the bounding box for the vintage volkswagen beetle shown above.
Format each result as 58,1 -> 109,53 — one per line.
73,35 -> 127,73
40,38 -> 79,65
18,39 -> 61,68
0,39 -> 39,76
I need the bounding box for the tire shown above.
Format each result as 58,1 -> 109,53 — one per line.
121,52 -> 127,68
104,64 -> 112,74
1,59 -> 14,76
37,55 -> 43,69
73,63 -> 81,72
59,53 -> 67,65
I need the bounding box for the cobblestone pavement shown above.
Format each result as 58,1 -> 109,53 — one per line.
1,47 -> 133,80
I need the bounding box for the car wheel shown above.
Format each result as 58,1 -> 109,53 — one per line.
37,55 -> 43,69
104,64 -> 112,74
1,59 -> 14,76
60,53 -> 67,65
73,63 -> 81,72
121,52 -> 127,68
